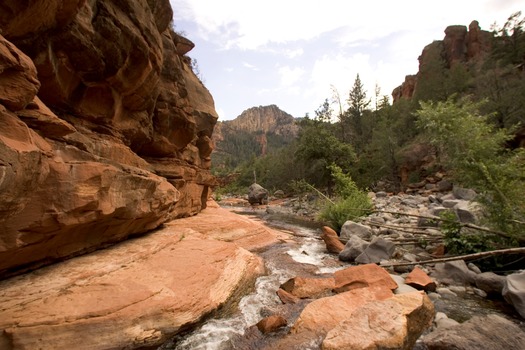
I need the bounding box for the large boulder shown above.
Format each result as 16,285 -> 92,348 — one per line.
339,220 -> 372,242
322,292 -> 434,350
248,183 -> 269,205
291,286 -> 394,335
432,260 -> 476,286
502,270 -> 525,319
420,314 -> 525,349
475,272 -> 506,297
339,234 -> 369,262
0,35 -> 40,110
355,236 -> 396,264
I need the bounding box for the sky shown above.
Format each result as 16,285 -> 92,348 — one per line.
169,0 -> 522,121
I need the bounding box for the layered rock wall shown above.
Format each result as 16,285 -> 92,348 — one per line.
392,20 -> 492,102
0,0 -> 218,277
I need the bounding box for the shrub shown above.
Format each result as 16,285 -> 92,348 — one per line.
318,164 -> 372,232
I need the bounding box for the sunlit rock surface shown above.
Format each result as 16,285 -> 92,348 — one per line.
0,0 -> 218,276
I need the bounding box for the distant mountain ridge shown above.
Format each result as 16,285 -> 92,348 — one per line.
212,105 -> 299,171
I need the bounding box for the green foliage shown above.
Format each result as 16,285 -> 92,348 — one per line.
416,97 -> 525,243
491,11 -> 525,66
318,165 -> 372,232
295,118 -> 356,191
346,74 -> 371,151
440,210 -> 492,254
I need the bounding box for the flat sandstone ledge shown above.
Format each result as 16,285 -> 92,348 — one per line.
0,205 -> 281,349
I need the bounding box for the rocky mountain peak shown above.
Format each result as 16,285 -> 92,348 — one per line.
225,104 -> 298,137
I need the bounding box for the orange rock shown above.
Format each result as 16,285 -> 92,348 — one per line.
0,0 -> 220,276
280,276 -> 335,299
165,204 -> 280,251
405,267 -> 437,292
276,288 -> 301,304
291,286 -> 394,335
0,223 -> 264,349
321,226 -> 345,254
322,291 -> 435,350
256,315 -> 288,334
333,263 -> 398,293
0,35 -> 40,110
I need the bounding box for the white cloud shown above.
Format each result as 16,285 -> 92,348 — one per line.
171,0 -> 519,50
242,62 -> 259,70
278,66 -> 305,87
284,48 -> 304,59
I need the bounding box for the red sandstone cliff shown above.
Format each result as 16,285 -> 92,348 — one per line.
392,20 -> 492,102
0,0 -> 218,277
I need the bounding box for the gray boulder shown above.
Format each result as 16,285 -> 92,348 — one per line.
503,270 -> 525,319
355,237 -> 395,264
432,260 -> 476,286
475,272 -> 506,297
454,201 -> 479,224
452,186 -> 477,200
273,189 -> 285,198
339,221 -> 372,242
338,235 -> 369,262
421,314 -> 525,349
248,183 -> 268,205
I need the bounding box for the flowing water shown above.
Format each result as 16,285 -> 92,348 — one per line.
159,206 -> 523,349
158,207 -> 344,350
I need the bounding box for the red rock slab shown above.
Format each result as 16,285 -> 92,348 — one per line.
165,202 -> 283,251
0,226 -> 264,350
405,266 -> 437,292
333,263 -> 398,293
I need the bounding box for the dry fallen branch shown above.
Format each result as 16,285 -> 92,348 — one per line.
343,207 -> 524,243
380,247 -> 525,267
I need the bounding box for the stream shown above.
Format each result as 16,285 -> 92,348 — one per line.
159,207 -> 344,350
159,205 -> 523,349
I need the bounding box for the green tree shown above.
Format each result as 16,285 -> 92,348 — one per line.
491,11 -> 525,66
416,97 -> 525,244
295,118 -> 356,191
346,74 -> 371,151
314,98 -> 333,123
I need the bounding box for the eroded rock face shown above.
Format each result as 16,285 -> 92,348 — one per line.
0,0 -> 219,276
392,20 -> 492,101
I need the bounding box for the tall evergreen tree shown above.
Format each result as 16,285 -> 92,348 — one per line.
346,74 -> 371,152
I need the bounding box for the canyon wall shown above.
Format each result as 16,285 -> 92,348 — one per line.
0,0 -> 218,277
392,20 -> 492,102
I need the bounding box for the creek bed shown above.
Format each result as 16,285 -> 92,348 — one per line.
159,207 -> 343,350
159,205 -> 523,349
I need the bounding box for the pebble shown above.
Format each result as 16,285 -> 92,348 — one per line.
437,287 -> 457,298
473,288 -> 488,298
449,286 -> 467,294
